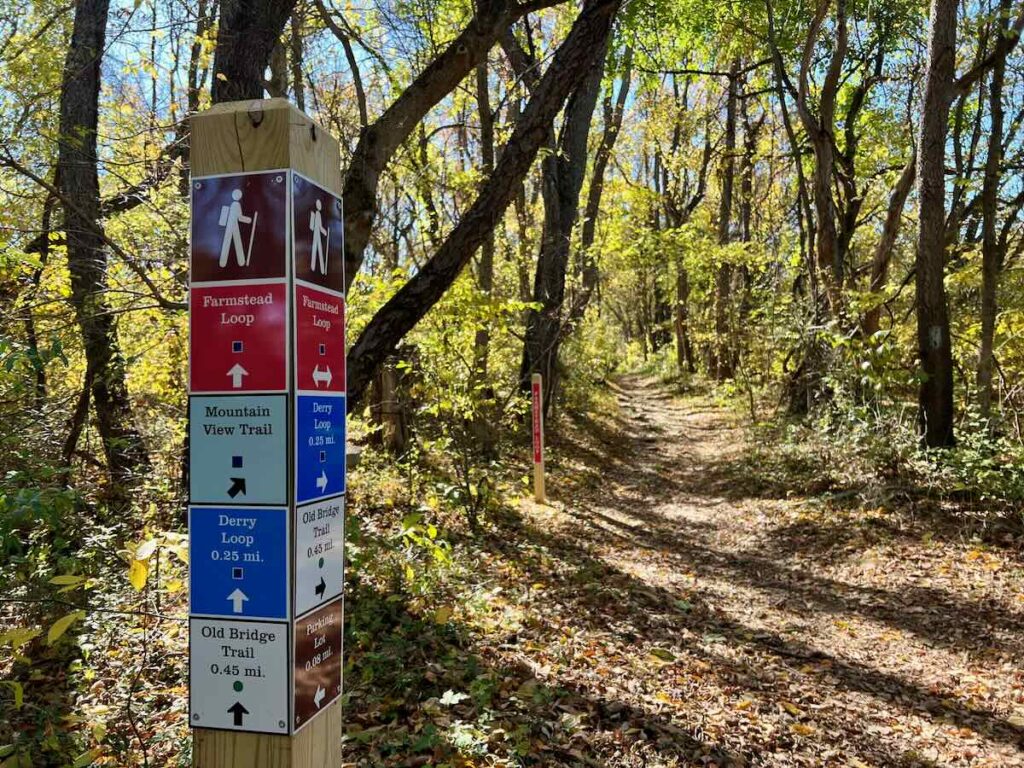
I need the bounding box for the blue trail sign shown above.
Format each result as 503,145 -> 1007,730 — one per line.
189,506 -> 289,620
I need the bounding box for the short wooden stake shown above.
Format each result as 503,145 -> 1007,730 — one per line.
531,373 -> 546,503
190,98 -> 344,768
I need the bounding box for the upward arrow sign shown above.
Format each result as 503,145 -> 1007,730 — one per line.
226,363 -> 249,388
227,588 -> 249,614
227,701 -> 249,727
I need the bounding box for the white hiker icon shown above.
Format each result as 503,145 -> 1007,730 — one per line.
309,199 -> 329,275
218,189 -> 258,267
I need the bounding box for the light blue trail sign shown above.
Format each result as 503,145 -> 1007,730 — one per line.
190,395 -> 287,505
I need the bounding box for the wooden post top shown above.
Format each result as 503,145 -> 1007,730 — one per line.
191,99 -> 343,196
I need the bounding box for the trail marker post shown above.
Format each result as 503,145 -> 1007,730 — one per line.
531,374 -> 546,503
188,99 -> 345,768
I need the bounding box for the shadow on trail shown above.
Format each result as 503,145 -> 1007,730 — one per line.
512,377 -> 1024,762
343,581 -> 752,767
482,508 -> 1024,764
554,380 -> 1024,663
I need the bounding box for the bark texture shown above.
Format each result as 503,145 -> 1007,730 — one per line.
212,0 -> 296,102
977,0 -> 1010,419
58,0 -> 149,491
520,40 -> 607,411
711,60 -> 739,380
916,0 -> 957,447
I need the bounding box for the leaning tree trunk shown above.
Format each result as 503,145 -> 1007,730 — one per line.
862,150 -> 915,338
58,0 -> 149,495
341,0 -> 568,290
520,43 -> 607,414
346,0 -> 623,409
916,0 -> 957,447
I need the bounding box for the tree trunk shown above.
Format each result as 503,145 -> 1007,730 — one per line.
520,43 -> 607,412
346,0 -> 623,409
471,59 -> 498,456
290,8 -> 306,110
58,0 -> 149,495
575,46 -> 632,316
473,60 -> 496,379
977,0 -> 1009,420
674,265 -> 694,373
212,0 -> 296,102
862,150 -> 915,338
916,0 -> 957,447
341,0 -> 567,290
712,60 -> 739,380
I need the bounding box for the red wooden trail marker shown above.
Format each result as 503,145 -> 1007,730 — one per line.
531,373 -> 545,503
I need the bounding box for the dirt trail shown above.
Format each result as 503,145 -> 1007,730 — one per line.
516,376 -> 1024,767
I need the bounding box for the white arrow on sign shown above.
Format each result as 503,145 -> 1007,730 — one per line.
226,363 -> 249,388
227,588 -> 249,614
312,364 -> 332,388
314,685 -> 326,709
316,471 -> 328,493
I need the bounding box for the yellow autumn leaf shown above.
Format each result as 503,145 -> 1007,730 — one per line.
647,648 -> 676,664
48,575 -> 86,586
434,605 -> 453,624
790,723 -> 815,736
781,700 -> 803,717
128,559 -> 148,591
47,611 -> 86,645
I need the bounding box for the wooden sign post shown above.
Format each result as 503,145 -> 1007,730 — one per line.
531,373 -> 546,503
188,99 -> 345,768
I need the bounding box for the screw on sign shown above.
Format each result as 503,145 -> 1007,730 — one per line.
192,172 -> 288,283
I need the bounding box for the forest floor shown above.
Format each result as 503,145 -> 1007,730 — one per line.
345,376 -> 1024,767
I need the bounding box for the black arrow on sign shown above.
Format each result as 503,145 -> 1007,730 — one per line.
315,577 -> 326,599
227,701 -> 249,727
227,477 -> 247,498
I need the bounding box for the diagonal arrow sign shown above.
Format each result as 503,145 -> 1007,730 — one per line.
227,477 -> 246,498
226,363 -> 249,388
227,588 -> 248,614
315,577 -> 326,600
227,701 -> 249,726
314,685 -> 326,709
312,364 -> 333,388
316,470 -> 328,493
